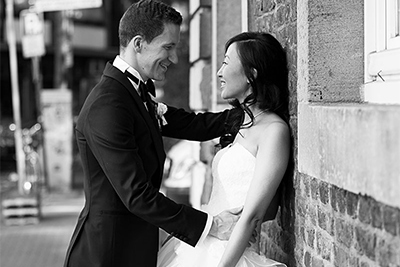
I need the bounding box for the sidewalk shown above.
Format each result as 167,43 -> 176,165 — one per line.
0,190 -> 84,267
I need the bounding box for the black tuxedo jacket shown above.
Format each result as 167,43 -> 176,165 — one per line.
64,62 -> 230,267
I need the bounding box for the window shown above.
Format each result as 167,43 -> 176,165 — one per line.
364,0 -> 400,104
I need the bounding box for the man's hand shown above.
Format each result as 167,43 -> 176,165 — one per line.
208,206 -> 243,240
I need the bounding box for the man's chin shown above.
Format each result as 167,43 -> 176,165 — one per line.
153,74 -> 166,81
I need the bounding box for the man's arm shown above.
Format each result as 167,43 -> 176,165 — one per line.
161,106 -> 231,141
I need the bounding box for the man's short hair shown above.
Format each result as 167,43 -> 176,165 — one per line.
119,0 -> 183,48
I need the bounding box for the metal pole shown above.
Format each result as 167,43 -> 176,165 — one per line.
6,0 -> 26,195
32,56 -> 48,189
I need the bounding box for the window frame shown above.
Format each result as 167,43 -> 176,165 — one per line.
364,0 -> 400,104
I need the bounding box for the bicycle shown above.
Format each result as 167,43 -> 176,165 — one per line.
20,122 -> 45,217
1,122 -> 45,225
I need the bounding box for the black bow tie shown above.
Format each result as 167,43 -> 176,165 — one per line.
145,79 -> 156,98
125,71 -> 160,128
125,71 -> 156,101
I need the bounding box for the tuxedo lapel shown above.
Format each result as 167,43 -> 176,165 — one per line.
103,62 -> 165,169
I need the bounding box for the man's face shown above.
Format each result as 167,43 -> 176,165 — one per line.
137,23 -> 180,81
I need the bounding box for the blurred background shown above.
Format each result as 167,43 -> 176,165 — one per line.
0,0 -> 193,193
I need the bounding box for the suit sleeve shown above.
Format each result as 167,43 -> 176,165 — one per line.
161,106 -> 232,140
84,93 -> 207,246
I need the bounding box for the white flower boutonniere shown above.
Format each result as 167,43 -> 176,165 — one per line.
156,102 -> 168,126
149,95 -> 168,131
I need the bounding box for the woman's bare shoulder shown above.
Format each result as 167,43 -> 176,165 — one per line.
258,112 -> 289,135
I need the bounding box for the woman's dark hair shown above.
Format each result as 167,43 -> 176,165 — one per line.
119,0 -> 182,48
223,32 -> 289,141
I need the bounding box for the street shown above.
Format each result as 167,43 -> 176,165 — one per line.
0,190 -> 84,267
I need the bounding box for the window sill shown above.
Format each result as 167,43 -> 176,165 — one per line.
363,80 -> 400,104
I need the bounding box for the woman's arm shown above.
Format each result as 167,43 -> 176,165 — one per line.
218,122 -> 290,267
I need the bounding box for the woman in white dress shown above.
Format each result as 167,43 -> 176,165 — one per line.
157,32 -> 290,267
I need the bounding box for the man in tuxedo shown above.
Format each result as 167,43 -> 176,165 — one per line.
64,1 -> 241,266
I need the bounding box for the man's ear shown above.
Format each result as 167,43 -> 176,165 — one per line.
131,36 -> 144,52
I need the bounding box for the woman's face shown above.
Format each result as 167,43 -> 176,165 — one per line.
217,43 -> 250,102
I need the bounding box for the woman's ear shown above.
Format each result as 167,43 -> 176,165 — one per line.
252,68 -> 258,79
247,69 -> 257,84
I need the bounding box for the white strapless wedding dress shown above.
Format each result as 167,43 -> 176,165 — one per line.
157,142 -> 286,267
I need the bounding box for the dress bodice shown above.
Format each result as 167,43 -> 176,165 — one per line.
202,142 -> 255,216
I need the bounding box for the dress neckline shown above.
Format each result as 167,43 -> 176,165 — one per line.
228,142 -> 256,159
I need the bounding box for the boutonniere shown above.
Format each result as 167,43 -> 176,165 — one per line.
150,96 -> 168,131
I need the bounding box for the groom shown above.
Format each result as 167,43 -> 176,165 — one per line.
63,1 -> 241,266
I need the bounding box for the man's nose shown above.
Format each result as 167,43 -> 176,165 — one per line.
169,49 -> 178,64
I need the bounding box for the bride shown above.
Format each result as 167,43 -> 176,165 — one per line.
157,32 -> 290,267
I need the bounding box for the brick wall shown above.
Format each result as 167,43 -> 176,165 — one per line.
292,173 -> 400,267
250,1 -> 400,266
248,0 -> 298,265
